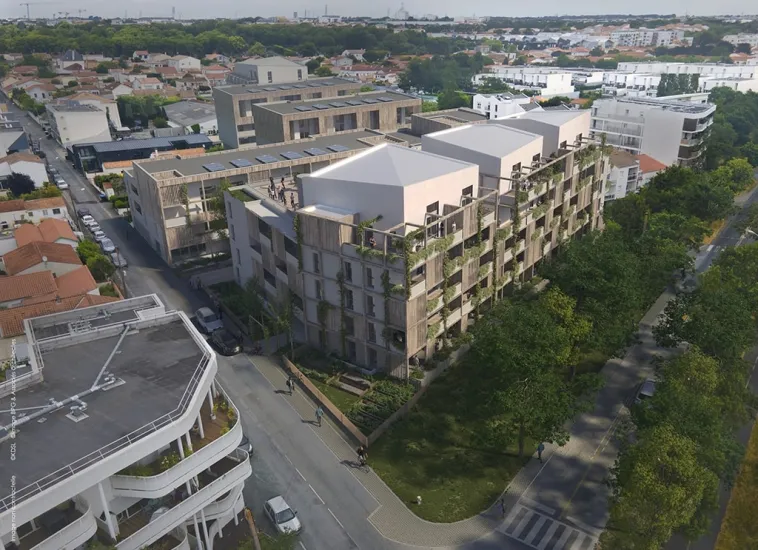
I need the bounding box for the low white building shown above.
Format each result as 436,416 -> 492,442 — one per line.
602,72 -> 661,97
473,67 -> 575,97
610,29 -> 684,47
722,34 -> 758,48
133,77 -> 164,91
46,101 -> 112,146
0,197 -> 68,230
605,149 -> 640,201
65,92 -> 124,130
0,295 -> 252,550
472,93 -> 536,120
617,61 -> 757,79
0,153 -> 48,188
163,101 -> 218,134
700,76 -> 758,93
168,55 -> 202,72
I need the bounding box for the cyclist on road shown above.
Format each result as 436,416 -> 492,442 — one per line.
357,445 -> 368,466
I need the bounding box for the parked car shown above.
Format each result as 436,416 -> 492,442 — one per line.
111,252 -> 127,268
264,496 -> 301,535
98,191 -> 108,201
100,238 -> 116,253
194,307 -> 224,334
635,378 -> 657,405
77,208 -> 91,218
89,223 -> 101,233
81,215 -> 96,226
211,328 -> 241,356
92,230 -> 107,242
54,177 -> 68,190
239,434 -> 253,455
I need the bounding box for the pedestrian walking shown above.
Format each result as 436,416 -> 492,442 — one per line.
269,176 -> 275,189
286,377 -> 294,395
280,176 -> 285,187
315,406 -> 324,427
289,192 -> 295,209
537,442 -> 545,463
499,498 -> 506,518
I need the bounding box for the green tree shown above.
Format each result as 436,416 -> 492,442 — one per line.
5,172 -> 35,197
191,123 -> 201,134
305,58 -> 322,73
437,88 -> 470,110
363,49 -> 388,63
153,116 -> 169,128
314,65 -> 334,77
87,254 -> 116,282
359,85 -> 374,92
247,42 -> 266,56
601,424 -> 719,550
589,46 -> 604,56
77,240 -> 102,264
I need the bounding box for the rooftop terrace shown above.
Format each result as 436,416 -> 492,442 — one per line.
255,90 -> 416,115
215,77 -> 359,96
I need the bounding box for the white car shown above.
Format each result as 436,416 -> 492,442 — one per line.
194,307 -> 224,334
89,223 -> 101,233
100,238 -> 116,253
81,215 -> 96,226
93,231 -> 107,242
264,496 -> 301,535
55,180 -> 69,190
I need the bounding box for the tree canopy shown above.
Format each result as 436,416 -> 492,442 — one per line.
705,87 -> 758,169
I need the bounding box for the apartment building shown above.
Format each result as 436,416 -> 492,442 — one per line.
602,72 -> 661,97
125,130 -> 420,265
606,62 -> 758,94
605,149 -> 641,201
610,29 -> 684,47
471,93 -> 536,120
472,67 -> 575,97
228,56 -> 307,86
590,96 -> 716,167
409,108 -> 488,135
252,90 -> 422,145
617,61 -> 756,79
0,295 -> 251,550
722,33 -> 758,48
45,102 -> 111,146
214,77 -> 363,148
225,110 -> 607,377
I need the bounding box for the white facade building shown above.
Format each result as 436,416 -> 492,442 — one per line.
0,153 -> 48,188
610,29 -> 684,47
45,102 -> 112,146
472,93 -> 535,120
0,198 -> 68,230
605,149 -> 641,201
617,61 -> 757,79
473,67 -> 575,97
0,295 -> 251,550
590,96 -> 716,167
168,55 -> 202,72
723,34 -> 758,48
602,72 -> 661,97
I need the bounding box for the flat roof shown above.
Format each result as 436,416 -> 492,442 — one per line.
75,134 -> 212,154
246,199 -> 297,239
426,124 -> 542,159
163,102 -> 217,127
47,102 -> 102,113
140,130 -> 381,177
215,77 -> 360,97
307,143 -> 475,188
0,296 -> 210,510
603,96 -> 715,114
419,108 -> 488,123
255,90 -> 417,115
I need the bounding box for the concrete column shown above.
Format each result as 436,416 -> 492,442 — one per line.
185,431 -> 194,452
177,437 -> 185,459
98,482 -> 117,541
197,412 -> 205,439
192,513 -> 204,550
208,389 -> 216,420
199,508 -> 212,550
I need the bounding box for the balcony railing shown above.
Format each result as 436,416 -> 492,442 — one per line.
110,399 -> 242,499
23,498 -> 96,550
116,448 -> 251,550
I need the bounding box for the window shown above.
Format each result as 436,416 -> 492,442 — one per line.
462,185 -> 473,197
347,340 -> 356,361
345,316 -> 355,336
284,237 -> 298,257
426,201 -> 439,215
313,252 -> 320,274
338,90 -> 347,96
311,92 -> 322,99
532,153 -> 541,163
344,261 -> 352,282
345,289 -> 354,310
267,71 -> 273,83
230,225 -> 236,240
263,268 -> 276,287
368,347 -> 378,367
42,209 -> 48,215
52,208 -> 61,214
366,295 -> 375,317
27,211 -> 33,217
236,248 -> 241,263
134,202 -> 142,214
315,280 -> 323,300
258,218 -> 272,239
366,267 -> 374,288
131,183 -> 139,196
297,69 -> 303,80
227,202 -> 233,219
368,322 -> 377,343
512,162 -> 522,175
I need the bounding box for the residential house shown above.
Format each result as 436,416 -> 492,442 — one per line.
205,53 -> 231,64
2,241 -> 82,276
0,197 -> 67,230
133,50 -> 150,61
168,55 -> 202,72
133,77 -> 164,91
145,53 -> 172,68
177,73 -> 210,92
46,101 -> 112,146
636,153 -> 666,188
332,56 -> 354,68
338,65 -> 381,82
110,83 -> 134,99
202,65 -> 231,86
14,218 -> 78,248
10,66 -> 39,76
0,152 -> 47,188
605,149 -> 641,201
341,49 -> 366,61
153,66 -> 180,79
163,101 -> 217,134
228,56 -> 306,85
64,92 -> 124,129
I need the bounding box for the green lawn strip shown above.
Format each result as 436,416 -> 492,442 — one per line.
310,378 -> 360,412
369,364 -> 531,523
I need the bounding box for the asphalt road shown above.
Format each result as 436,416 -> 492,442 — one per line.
8,103 -> 406,550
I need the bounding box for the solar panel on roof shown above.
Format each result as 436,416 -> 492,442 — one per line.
327,144 -> 349,152
203,162 -> 226,172
295,105 -> 313,112
293,84 -> 307,89
364,98 -> 379,104
346,100 -> 363,106
230,159 -> 253,168
378,96 -> 393,102
329,102 -> 348,108
263,87 -> 277,91
304,147 -> 328,156
279,85 -> 293,90
312,104 -> 329,110
281,151 -> 304,160
307,83 -> 321,87
256,154 -> 279,164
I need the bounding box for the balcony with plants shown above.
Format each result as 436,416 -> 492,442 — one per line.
114,448 -> 251,550
18,498 -> 96,550
110,392 -> 241,499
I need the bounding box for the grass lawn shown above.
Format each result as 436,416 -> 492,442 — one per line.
369,362 -> 531,523
310,378 -> 361,412
714,418 -> 758,550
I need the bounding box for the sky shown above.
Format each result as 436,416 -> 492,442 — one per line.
3,0 -> 757,21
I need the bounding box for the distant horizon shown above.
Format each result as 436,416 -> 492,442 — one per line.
5,1 -> 758,23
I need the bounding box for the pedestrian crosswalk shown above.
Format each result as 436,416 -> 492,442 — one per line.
496,504 -> 598,550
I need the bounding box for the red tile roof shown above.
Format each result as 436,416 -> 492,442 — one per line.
0,197 -> 66,214
3,242 -> 81,276
0,293 -> 119,337
0,271 -> 57,303
636,154 -> 667,174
